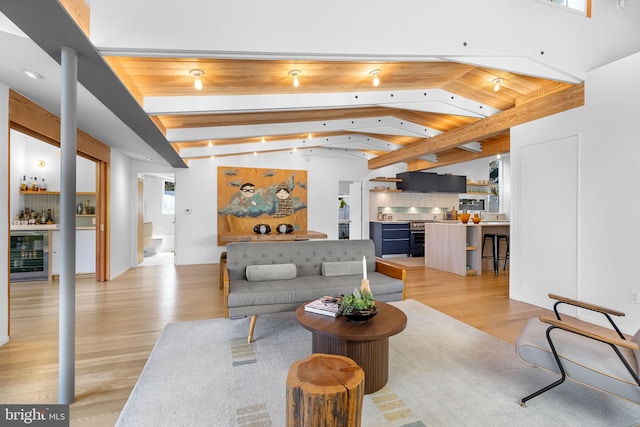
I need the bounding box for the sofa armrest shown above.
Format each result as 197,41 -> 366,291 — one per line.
375,260 -> 406,299
548,293 -> 627,339
539,315 -> 639,350
223,263 -> 230,318
548,294 -> 625,318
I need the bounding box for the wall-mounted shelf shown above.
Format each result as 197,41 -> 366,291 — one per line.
370,188 -> 402,192
20,191 -> 95,195
370,177 -> 402,183
370,177 -> 402,192
466,181 -> 494,186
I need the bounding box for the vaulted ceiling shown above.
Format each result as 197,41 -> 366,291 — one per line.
8,0 -> 638,171
104,56 -> 574,170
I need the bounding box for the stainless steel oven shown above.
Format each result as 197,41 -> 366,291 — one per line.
409,221 -> 425,257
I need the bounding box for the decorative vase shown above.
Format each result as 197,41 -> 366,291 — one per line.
472,216 -> 482,224
343,306 -> 378,323
459,213 -> 471,224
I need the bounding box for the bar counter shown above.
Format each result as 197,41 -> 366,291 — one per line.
425,222 -> 510,276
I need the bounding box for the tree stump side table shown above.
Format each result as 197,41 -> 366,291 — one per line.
286,353 -> 365,427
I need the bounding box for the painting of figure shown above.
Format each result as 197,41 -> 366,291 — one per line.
217,167 -> 307,243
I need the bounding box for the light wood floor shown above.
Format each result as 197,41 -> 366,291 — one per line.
1,261 -> 550,426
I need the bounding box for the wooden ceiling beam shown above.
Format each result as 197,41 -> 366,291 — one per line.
406,134 -> 510,171
368,82 -> 584,170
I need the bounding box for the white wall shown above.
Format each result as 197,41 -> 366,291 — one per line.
173,152 -> 374,264
0,84 -> 9,346
9,131 -> 96,221
109,149 -> 134,279
9,130 -> 96,193
429,157 -> 496,183
511,52 -> 640,334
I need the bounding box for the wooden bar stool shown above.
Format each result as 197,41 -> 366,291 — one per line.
482,234 -> 509,275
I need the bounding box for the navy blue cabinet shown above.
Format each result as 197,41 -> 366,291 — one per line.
370,222 -> 410,257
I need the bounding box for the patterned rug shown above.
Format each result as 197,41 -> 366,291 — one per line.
116,300 -> 639,426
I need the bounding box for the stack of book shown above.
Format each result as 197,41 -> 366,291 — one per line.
304,297 -> 340,317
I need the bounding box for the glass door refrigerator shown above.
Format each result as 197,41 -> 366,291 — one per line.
10,230 -> 49,282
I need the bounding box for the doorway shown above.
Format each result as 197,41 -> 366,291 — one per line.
137,173 -> 175,266
338,181 -> 364,240
9,130 -> 100,280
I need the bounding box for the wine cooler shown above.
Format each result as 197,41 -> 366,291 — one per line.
10,231 -> 49,282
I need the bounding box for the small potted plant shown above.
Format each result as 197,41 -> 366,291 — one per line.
339,288 -> 377,322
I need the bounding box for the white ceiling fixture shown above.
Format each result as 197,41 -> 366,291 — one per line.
23,69 -> 44,80
492,78 -> 503,92
189,69 -> 204,90
369,69 -> 380,87
288,69 -> 300,88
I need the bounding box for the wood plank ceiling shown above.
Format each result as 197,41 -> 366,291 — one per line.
104,56 -> 579,170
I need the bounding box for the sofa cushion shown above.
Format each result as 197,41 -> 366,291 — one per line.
245,263 -> 297,282
321,261 -> 364,277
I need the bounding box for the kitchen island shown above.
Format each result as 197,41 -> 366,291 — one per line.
425,222 -> 510,276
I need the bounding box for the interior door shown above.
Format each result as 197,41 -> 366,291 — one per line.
137,178 -> 143,264
348,182 -> 363,240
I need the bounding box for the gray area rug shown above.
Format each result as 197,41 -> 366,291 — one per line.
116,299 -> 639,426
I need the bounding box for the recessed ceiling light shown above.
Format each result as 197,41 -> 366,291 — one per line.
24,69 -> 45,80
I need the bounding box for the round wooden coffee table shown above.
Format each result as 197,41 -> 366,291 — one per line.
295,300 -> 407,394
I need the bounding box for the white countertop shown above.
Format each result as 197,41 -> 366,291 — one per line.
10,224 -> 58,231
10,225 -> 95,231
426,221 -> 510,226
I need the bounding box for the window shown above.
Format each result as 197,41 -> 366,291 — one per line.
162,180 -> 175,215
542,0 -> 590,16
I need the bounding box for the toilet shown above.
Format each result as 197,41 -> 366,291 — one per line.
143,222 -> 163,257
144,237 -> 163,257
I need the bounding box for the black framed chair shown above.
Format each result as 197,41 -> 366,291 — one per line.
515,293 -> 639,406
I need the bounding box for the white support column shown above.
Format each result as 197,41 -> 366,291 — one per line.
59,47 -> 77,404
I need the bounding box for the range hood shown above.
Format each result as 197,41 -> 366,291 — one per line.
396,172 -> 466,193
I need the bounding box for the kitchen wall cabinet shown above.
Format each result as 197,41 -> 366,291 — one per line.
370,222 -> 410,258
396,172 -> 466,193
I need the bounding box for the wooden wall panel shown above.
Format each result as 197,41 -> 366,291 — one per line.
9,90 -> 110,162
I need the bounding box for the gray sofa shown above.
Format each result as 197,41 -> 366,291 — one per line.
223,239 -> 406,342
